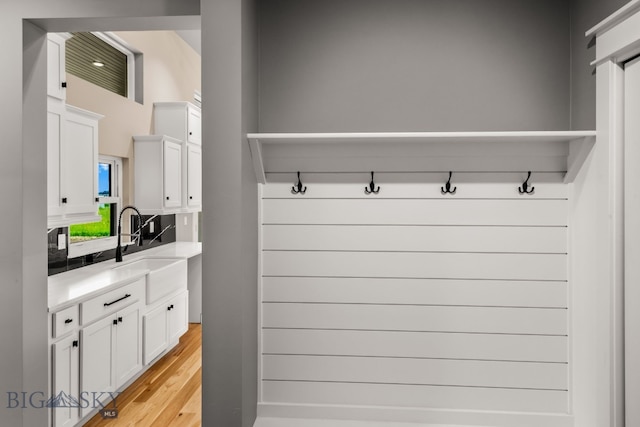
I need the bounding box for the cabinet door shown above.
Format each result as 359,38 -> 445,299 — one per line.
115,304 -> 142,389
63,111 -> 98,216
47,99 -> 65,218
47,34 -> 66,100
143,304 -> 169,365
187,106 -> 201,145
52,334 -> 79,427
168,291 -> 189,344
80,316 -> 114,418
187,144 -> 202,208
163,140 -> 182,209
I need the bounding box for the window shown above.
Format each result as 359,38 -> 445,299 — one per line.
68,156 -> 122,257
65,32 -> 141,102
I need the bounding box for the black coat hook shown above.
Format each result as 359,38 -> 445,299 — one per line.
519,171 -> 535,194
365,171 -> 380,194
441,171 -> 457,195
291,171 -> 307,195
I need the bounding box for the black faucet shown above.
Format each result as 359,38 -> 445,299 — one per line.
115,205 -> 144,262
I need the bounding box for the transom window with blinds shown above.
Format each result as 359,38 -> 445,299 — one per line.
65,32 -> 128,97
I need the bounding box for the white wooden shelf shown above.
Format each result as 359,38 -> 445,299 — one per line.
247,131 -> 596,184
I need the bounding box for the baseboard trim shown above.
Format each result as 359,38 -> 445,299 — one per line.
254,403 -> 573,427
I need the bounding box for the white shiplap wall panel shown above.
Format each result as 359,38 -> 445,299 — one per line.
262,277 -> 567,308
262,329 -> 568,362
259,182 -> 570,418
262,199 -> 567,226
263,355 -> 567,390
263,224 -> 567,253
263,303 -> 567,335
263,251 -> 567,281
262,381 -> 568,413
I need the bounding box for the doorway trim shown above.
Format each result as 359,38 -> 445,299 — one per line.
588,1 -> 640,426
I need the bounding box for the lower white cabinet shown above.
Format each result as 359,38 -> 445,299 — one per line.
143,290 -> 189,365
142,303 -> 168,365
49,260 -> 193,426
51,333 -> 79,427
80,302 -> 142,418
168,291 -> 189,344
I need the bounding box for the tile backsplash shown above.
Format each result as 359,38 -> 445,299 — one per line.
48,214 -> 176,276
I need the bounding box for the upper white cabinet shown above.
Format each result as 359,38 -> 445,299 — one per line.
134,135 -> 183,214
186,144 -> 202,208
153,102 -> 201,145
64,106 -> 101,219
134,101 -> 203,213
47,98 -> 66,220
47,33 -> 68,101
47,102 -> 102,228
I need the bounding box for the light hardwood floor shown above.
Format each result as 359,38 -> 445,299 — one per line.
84,323 -> 202,427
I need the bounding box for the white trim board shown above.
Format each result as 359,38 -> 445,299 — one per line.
254,405 -> 573,427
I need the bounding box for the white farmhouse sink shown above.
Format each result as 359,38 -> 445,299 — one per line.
113,257 -> 187,304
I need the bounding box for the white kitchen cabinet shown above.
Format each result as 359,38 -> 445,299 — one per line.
80,302 -> 141,418
63,106 -> 101,220
47,103 -> 102,228
47,33 -> 68,101
186,144 -> 202,209
51,333 -> 79,427
47,98 -> 66,222
143,290 -> 189,365
142,303 -> 169,365
114,304 -> 142,389
150,101 -> 203,212
134,135 -> 183,214
153,101 -> 201,146
167,291 -> 188,344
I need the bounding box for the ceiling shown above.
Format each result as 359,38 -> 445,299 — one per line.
176,30 -> 201,56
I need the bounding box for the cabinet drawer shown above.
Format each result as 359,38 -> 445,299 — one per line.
52,305 -> 79,339
81,278 -> 145,326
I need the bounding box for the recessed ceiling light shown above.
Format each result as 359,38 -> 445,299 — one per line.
92,61 -> 104,67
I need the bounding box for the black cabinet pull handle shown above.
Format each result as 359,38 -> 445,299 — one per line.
61,82 -> 67,88
104,293 -> 131,307
189,196 -> 193,200
113,319 -> 118,325
72,340 -> 78,348
118,316 -> 123,323
61,197 -> 67,204
166,196 -> 170,200
189,131 -> 193,135
95,197 -> 99,202
64,318 -> 73,324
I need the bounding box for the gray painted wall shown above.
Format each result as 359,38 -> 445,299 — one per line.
569,0 -> 628,130
201,0 -> 258,426
259,0 -> 571,132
